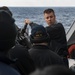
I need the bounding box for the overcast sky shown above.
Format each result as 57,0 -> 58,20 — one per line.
0,0 -> 75,7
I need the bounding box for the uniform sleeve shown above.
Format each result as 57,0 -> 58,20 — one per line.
46,23 -> 64,39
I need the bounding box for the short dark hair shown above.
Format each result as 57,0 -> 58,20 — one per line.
44,8 -> 55,15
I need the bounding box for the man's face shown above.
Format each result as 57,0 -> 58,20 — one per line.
44,12 -> 56,26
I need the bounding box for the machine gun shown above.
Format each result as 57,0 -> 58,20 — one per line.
16,24 -> 31,49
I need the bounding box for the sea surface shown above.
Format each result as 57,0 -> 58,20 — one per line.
9,7 -> 75,34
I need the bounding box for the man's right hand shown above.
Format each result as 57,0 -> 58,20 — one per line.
25,19 -> 31,25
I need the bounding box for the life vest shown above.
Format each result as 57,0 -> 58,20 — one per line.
68,44 -> 75,58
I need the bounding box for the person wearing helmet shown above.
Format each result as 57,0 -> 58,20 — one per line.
0,10 -> 20,75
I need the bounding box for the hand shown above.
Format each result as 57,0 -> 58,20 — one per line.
25,19 -> 31,25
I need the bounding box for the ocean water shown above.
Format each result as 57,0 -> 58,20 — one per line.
9,7 -> 75,34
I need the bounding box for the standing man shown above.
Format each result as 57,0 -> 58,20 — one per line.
23,8 -> 68,65
43,9 -> 68,57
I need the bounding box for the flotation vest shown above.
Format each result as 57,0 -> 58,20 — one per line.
68,44 -> 75,58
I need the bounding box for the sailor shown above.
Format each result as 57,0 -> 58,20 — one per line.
0,7 -> 35,75
29,25 -> 65,69
0,10 -> 20,75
